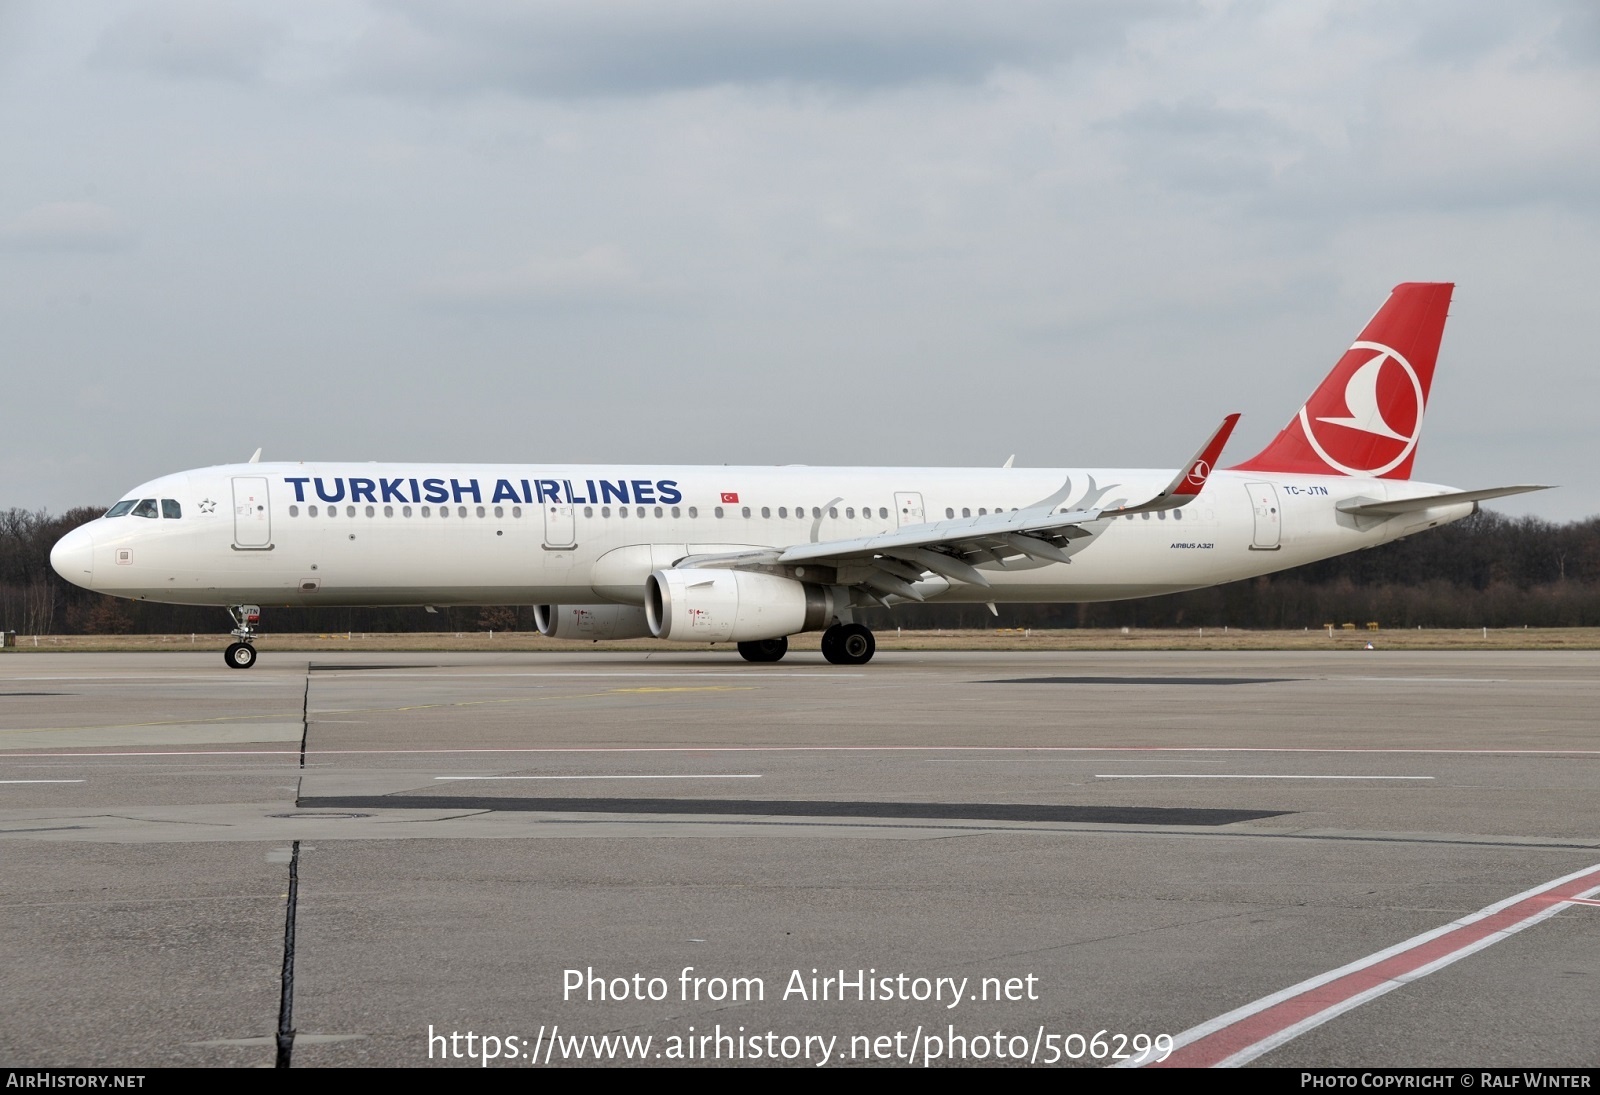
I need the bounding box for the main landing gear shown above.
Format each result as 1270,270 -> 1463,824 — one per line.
820,623 -> 875,666
736,625 -> 877,665
224,604 -> 261,670
737,636 -> 788,663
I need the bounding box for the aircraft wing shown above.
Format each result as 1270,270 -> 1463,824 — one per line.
678,415 -> 1240,602
1335,484 -> 1552,518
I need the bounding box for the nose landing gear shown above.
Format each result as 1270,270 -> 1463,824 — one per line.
224,605 -> 261,669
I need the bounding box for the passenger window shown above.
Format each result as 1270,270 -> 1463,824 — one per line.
309,505 -> 319,517
619,506 -> 628,518
687,506 -> 698,518
742,506 -> 751,518
778,507 -> 788,518
828,507 -> 837,519
637,507 -> 645,518
812,507 -> 821,519
132,499 -> 158,518
654,507 -> 664,518
880,507 -> 888,519
458,506 -> 468,518
715,506 -> 724,518
670,506 -> 680,518
962,507 -> 971,518
846,507 -> 855,519
403,506 -> 412,517
421,506 -> 431,517
1158,510 -> 1166,520
602,506 -> 611,517
1141,512 -> 1150,520
161,499 -> 182,519
979,508 -> 987,516
289,505 -> 300,517
476,506 -> 486,518
761,507 -> 770,518
365,505 -> 376,517
493,506 -> 502,518
1174,510 -> 1183,521
512,506 -> 522,518
583,506 -> 593,518
440,506 -> 450,518
945,507 -> 954,518
345,505 -> 355,517
105,500 -> 136,517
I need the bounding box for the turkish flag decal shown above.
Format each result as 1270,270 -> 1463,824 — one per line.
720,492 -> 739,504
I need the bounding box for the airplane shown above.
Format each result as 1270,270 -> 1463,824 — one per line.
50,282 -> 1547,669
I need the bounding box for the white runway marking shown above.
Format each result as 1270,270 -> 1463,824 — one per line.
433,774 -> 762,781
926,758 -> 1220,764
1331,676 -> 1510,683
1093,774 -> 1434,781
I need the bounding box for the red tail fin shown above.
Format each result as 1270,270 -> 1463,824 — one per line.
1231,282 -> 1453,479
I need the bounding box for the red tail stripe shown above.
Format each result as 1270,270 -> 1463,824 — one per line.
1230,282 -> 1453,481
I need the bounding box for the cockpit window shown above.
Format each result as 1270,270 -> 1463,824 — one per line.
161,499 -> 182,519
131,499 -> 159,519
105,500 -> 137,518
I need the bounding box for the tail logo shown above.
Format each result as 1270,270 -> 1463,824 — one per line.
1185,460 -> 1210,487
1298,341 -> 1425,476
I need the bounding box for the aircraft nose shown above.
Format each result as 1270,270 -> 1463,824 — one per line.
51,525 -> 95,588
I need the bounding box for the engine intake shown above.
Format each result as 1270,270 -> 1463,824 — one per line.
533,604 -> 653,641
645,569 -> 832,643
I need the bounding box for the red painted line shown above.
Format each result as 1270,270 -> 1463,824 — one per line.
1144,863 -> 1600,1068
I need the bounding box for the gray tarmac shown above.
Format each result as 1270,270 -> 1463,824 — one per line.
1,648 -> 1597,1068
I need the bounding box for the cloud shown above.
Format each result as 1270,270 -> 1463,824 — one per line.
345,0 -> 1184,98
415,246 -> 656,308
1098,95 -> 1304,195
90,1 -> 283,83
0,203 -> 134,253
1087,3 -> 1600,218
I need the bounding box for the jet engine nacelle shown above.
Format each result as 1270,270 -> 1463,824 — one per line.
645,569 -> 833,643
533,604 -> 654,641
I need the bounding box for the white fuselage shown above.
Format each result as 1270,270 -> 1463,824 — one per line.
52,462 -> 1474,611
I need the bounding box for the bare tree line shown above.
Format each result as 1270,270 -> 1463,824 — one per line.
2,506 -> 1597,636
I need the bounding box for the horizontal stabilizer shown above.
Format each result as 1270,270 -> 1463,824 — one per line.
1336,485 -> 1552,518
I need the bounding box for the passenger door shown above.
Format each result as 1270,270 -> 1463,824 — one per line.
543,503 -> 577,549
232,477 -> 272,548
1245,482 -> 1281,550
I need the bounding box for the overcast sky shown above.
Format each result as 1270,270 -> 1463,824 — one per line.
2,0 -> 1596,520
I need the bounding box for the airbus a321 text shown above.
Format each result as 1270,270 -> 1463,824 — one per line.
51,282 -> 1547,668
